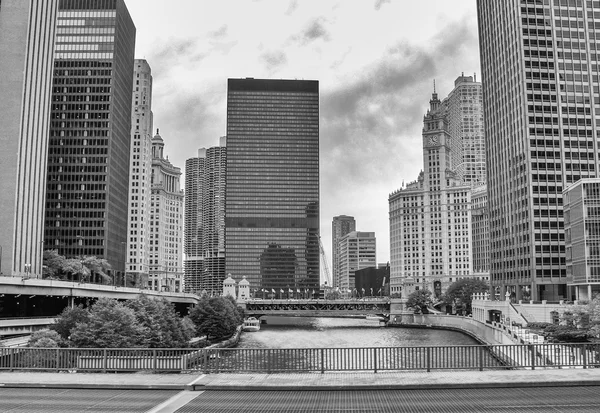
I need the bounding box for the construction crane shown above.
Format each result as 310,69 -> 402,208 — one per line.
318,236 -> 332,287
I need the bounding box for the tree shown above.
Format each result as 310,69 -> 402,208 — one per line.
442,279 -> 489,315
42,250 -> 67,279
125,296 -> 192,348
188,296 -> 241,340
81,256 -> 112,284
51,305 -> 90,341
405,289 -> 433,314
69,298 -> 150,348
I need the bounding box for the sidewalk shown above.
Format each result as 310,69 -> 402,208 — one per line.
1,368 -> 600,391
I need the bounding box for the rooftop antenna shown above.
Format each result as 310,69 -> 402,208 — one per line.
433,79 -> 436,93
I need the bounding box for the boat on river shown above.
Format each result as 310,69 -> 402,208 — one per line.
242,317 -> 261,332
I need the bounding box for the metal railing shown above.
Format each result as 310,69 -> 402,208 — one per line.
1,343 -> 599,373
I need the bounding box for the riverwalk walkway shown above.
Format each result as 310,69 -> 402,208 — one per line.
1,368 -> 600,391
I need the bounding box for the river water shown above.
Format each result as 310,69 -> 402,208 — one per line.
237,317 -> 479,348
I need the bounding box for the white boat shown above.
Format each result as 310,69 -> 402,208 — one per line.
242,317 -> 261,332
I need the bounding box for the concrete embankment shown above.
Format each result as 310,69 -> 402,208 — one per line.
389,314 -> 514,346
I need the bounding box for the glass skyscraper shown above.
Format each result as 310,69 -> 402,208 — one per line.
44,0 -> 135,278
477,0 -> 600,301
225,78 -> 320,292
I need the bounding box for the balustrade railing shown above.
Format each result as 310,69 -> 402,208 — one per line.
2,343 -> 600,373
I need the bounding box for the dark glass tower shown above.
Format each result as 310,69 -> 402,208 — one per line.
225,78 -> 320,292
44,0 -> 135,278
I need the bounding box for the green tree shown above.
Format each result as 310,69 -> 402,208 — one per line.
42,250 -> 67,279
81,256 -> 112,284
69,298 -> 150,348
405,289 -> 433,314
51,305 -> 90,341
442,279 -> 489,315
188,296 -> 241,340
125,296 -> 192,348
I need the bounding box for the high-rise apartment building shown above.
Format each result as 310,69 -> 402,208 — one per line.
149,131 -> 184,292
0,0 -> 58,277
331,215 -> 356,288
225,78 -> 320,292
477,1 -> 600,301
389,85 -> 480,299
338,231 -> 376,293
125,59 -> 153,286
44,0 -> 135,282
184,138 -> 227,294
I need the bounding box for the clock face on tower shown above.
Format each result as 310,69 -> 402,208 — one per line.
429,135 -> 438,146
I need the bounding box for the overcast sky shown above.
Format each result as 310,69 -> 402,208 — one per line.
125,0 -> 480,277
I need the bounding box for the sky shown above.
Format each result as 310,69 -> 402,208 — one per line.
124,0 -> 481,277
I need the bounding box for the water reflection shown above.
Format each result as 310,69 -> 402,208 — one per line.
238,317 -> 480,349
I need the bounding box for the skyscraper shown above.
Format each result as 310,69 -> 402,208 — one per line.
477,1 -> 600,301
225,78 -> 320,292
446,75 -> 486,186
44,0 -> 135,280
331,215 -> 356,288
149,130 -> 184,292
126,59 -> 153,286
389,82 -> 483,299
184,138 -> 227,294
0,0 -> 58,277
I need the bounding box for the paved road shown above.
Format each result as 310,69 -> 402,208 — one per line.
2,386 -> 600,412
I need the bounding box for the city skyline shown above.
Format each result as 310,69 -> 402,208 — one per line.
123,0 -> 480,265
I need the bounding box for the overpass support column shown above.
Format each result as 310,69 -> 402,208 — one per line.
69,296 -> 75,308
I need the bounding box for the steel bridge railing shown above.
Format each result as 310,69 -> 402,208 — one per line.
2,343 -> 600,373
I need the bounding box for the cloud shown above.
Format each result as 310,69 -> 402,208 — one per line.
292,17 -> 330,45
374,0 -> 390,10
260,50 -> 288,71
285,0 -> 299,15
319,18 -> 479,198
147,37 -> 206,77
209,24 -> 228,39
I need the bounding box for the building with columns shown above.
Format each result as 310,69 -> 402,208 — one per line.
0,0 -> 58,277
149,130 -> 184,292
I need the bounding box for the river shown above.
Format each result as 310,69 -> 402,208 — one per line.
237,316 -> 480,348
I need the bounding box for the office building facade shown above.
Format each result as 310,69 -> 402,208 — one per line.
225,78 -> 320,291
44,0 -> 135,281
184,138 -> 227,294
0,0 -> 58,277
563,178 -> 600,301
331,215 -> 356,288
149,131 -> 184,292
477,0 -> 600,300
338,231 -> 376,293
125,59 -> 153,286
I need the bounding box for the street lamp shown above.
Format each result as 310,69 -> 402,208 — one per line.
121,241 -> 127,287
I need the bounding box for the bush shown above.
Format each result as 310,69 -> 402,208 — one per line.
545,325 -> 591,343
28,330 -> 64,348
526,322 -> 554,330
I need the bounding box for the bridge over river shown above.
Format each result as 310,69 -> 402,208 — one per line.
242,298 -> 391,319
